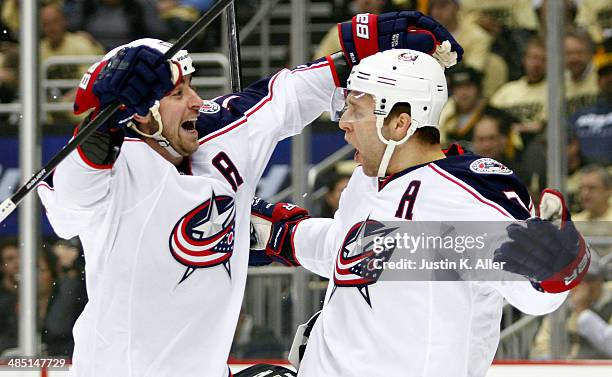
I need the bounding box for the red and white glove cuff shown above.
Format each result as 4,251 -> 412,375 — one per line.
538,235 -> 591,293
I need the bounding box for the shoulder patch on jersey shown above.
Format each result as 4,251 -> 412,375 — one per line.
199,100 -> 221,114
469,158 -> 513,175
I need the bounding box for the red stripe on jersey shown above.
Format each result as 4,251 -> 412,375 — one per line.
325,55 -> 341,87
36,182 -> 54,191
428,163 -> 512,219
200,62 -> 332,144
290,61 -> 330,74
72,126 -> 114,170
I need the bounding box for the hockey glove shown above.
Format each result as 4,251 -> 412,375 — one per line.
84,45 -> 176,129
494,189 -> 591,293
338,11 -> 463,68
250,197 -> 309,267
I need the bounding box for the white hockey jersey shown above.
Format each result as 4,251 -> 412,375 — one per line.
37,60 -> 336,377
293,145 -> 568,377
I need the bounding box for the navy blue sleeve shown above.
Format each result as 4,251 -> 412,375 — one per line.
194,76 -> 273,141
434,154 -> 532,220
195,56 -> 331,141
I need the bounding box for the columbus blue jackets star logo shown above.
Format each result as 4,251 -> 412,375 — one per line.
169,192 -> 235,283
331,219 -> 398,307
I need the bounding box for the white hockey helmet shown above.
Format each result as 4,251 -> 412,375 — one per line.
332,49 -> 448,177
75,38 -> 196,158
103,38 -> 195,80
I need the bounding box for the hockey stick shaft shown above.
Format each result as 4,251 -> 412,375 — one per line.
0,0 -> 234,224
225,1 -> 242,92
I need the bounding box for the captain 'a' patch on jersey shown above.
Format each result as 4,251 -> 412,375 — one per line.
331,218 -> 398,307
169,191 -> 236,283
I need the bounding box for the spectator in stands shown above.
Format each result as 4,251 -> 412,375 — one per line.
569,254 -> 612,358
535,0 -> 578,37
461,0 -> 539,33
461,0 -> 538,81
574,165 -> 612,223
313,0 -> 386,59
515,133 -> 583,207
41,3 -> 105,125
38,248 -> 56,333
470,106 -> 521,172
575,0 -> 612,45
490,37 -> 547,143
428,0 -> 490,71
427,0 -> 506,97
157,0 -> 201,36
0,0 -> 18,36
531,253 -> 612,359
41,3 -> 105,80
569,51 -> 612,166
41,238 -> 87,357
565,29 -> 599,116
319,170 -> 351,218
77,0 -> 149,51
0,41 -> 18,105
0,238 -> 18,355
439,64 -> 486,144
572,165 -> 612,257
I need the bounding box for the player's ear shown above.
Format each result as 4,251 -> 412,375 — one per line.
133,113 -> 158,134
394,112 -> 411,138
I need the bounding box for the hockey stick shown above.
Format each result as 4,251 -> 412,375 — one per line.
0,0 -> 235,224
225,1 -> 242,92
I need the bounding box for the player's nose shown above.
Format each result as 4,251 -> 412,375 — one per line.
339,119 -> 353,133
186,87 -> 203,111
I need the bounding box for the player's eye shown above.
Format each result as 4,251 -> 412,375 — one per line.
339,105 -> 349,117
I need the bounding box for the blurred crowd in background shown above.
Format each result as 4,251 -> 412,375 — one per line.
0,0 -> 611,362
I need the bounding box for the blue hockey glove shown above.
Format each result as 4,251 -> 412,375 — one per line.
494,189 -> 591,293
338,11 -> 463,68
250,197 -> 309,267
92,45 -> 175,124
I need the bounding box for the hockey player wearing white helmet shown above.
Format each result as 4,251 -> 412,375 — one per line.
37,11 -> 465,377
251,49 -> 591,376
331,48 -> 449,177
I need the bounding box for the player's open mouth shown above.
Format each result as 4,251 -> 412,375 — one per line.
181,120 -> 196,131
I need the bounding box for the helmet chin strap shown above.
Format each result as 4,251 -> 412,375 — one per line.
126,100 -> 182,159
375,116 -> 418,177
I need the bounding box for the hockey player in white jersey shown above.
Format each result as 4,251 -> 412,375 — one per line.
250,49 -> 591,376
36,11 -> 463,377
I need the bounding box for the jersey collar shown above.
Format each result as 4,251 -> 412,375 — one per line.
377,143 -> 466,191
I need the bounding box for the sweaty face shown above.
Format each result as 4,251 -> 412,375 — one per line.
338,92 -> 386,177
159,76 -> 203,156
